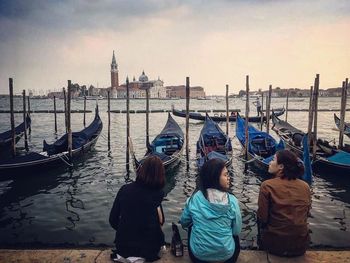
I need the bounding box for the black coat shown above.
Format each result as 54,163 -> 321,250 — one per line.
109,181 -> 165,261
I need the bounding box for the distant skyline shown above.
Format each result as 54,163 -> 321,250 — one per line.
0,0 -> 349,95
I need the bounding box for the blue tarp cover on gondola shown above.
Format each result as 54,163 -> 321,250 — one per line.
0,115 -> 31,145
150,114 -> 184,153
43,111 -> 102,156
326,151 -> 350,165
196,115 -> 232,169
197,151 -> 229,168
236,114 -> 277,157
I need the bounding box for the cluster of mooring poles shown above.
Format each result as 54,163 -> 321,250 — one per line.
8,78 -> 31,157
241,74 -> 348,171
6,74 -> 348,174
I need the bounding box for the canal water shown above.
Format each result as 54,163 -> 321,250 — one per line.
0,97 -> 349,248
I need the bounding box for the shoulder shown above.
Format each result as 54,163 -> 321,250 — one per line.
187,191 -> 204,205
296,179 -> 311,192
260,178 -> 275,188
228,193 -> 240,208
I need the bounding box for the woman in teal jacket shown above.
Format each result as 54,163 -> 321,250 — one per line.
180,159 -> 242,263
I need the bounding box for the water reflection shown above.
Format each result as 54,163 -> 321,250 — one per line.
64,170 -> 85,231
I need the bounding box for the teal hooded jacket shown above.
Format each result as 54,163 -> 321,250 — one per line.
180,190 -> 242,261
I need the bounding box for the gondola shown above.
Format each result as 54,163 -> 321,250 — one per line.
0,107 -> 102,176
196,114 -> 232,169
334,114 -> 350,138
130,113 -> 184,171
272,113 -> 350,176
0,114 -> 31,152
236,113 -> 282,172
172,106 -> 285,123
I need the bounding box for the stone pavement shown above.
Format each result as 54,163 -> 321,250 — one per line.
0,248 -> 349,263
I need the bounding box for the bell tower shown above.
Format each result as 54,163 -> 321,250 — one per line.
111,50 -> 119,88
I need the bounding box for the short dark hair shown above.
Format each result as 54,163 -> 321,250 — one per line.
199,158 -> 227,197
276,150 -> 305,180
136,155 -> 165,189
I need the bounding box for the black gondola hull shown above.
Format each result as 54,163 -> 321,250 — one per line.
0,130 -> 101,177
173,108 -> 285,123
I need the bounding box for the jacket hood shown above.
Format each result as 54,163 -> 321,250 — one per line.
190,191 -> 235,220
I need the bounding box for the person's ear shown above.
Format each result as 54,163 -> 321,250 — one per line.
278,164 -> 284,171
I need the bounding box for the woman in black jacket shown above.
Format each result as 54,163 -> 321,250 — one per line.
109,156 -> 166,261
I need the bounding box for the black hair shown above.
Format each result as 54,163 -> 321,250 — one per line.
199,158 -> 227,198
276,150 -> 305,180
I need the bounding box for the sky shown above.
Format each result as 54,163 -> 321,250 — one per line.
0,0 -> 349,96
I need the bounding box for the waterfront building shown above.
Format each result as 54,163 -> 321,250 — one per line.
165,85 -> 205,98
117,71 -> 166,99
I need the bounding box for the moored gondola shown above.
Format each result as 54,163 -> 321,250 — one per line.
0,114 -> 31,153
172,106 -> 285,123
236,113 -> 282,173
130,113 -> 184,171
272,113 -> 350,176
334,113 -> 350,138
0,107 -> 102,176
196,114 -> 232,169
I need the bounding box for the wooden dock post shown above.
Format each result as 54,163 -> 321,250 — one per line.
9,78 -> 16,157
63,87 -> 68,133
67,80 -> 72,159
186,77 -> 190,165
27,94 -> 31,135
22,90 -> 29,152
226,84 -> 229,136
312,74 -> 320,160
260,92 -> 264,131
338,78 -> 348,149
54,96 -> 57,133
244,75 -> 249,163
285,89 -> 289,122
307,86 -> 314,145
146,87 -> 150,147
266,85 -> 272,135
126,77 -> 130,172
107,91 -> 111,151
83,95 -> 86,127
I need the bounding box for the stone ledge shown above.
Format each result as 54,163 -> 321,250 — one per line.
0,249 -> 349,263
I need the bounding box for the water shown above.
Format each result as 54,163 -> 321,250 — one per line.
0,97 -> 349,248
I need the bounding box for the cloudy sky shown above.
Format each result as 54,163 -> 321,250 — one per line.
0,0 -> 349,95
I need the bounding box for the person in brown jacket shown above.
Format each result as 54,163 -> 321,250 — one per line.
257,149 -> 311,256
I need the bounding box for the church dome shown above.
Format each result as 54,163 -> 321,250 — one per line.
139,71 -> 148,82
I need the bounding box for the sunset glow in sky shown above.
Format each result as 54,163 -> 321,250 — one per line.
0,0 -> 349,95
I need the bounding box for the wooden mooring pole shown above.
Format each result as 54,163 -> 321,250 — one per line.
266,85 -> 272,135
312,74 -> 320,160
146,88 -> 150,147
338,78 -> 348,149
54,96 -> 57,133
244,76 -> 249,163
226,84 -> 229,136
186,77 -> 190,166
260,93 -> 264,131
83,95 -> 86,127
27,94 -> 31,135
307,86 -> 314,145
9,78 -> 16,157
67,80 -> 72,160
107,91 -> 111,151
22,90 -> 29,152
126,77 -> 130,172
285,89 -> 289,122
63,87 -> 68,133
